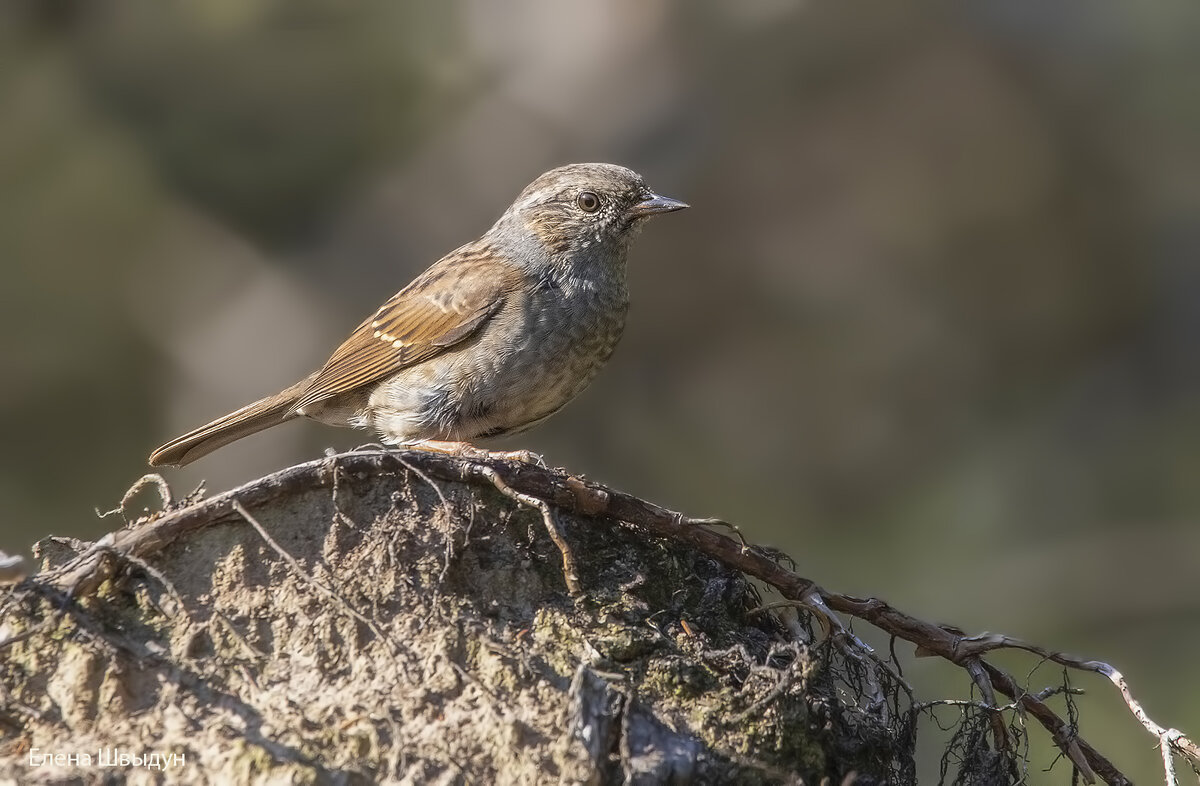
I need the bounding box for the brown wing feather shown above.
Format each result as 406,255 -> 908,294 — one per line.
290,244 -> 524,414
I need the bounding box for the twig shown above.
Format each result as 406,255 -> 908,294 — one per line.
952,632 -> 1200,772
914,684 -> 1084,713
1162,729 -> 1178,786
962,656 -> 1011,754
471,463 -> 581,596
96,473 -> 173,522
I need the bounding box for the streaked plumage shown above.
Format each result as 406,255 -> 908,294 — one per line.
149,163 -> 687,467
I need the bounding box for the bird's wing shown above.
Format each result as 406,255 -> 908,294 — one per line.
289,244 -> 525,415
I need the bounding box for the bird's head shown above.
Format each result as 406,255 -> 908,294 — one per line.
497,163 -> 688,260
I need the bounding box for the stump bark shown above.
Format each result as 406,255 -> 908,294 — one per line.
0,451 -> 914,784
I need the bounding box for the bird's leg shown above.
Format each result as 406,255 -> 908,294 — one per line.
409,440 -> 546,467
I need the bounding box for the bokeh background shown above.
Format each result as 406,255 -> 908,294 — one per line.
4,1 -> 1198,781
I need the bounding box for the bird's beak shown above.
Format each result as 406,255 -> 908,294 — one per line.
628,192 -> 689,218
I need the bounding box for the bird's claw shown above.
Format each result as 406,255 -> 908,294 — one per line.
407,440 -> 547,468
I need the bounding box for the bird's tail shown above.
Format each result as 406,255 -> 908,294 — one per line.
148,376 -> 314,467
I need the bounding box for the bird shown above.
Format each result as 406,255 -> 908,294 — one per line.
148,163 -> 688,467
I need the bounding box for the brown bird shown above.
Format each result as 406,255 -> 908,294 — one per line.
149,163 -> 688,467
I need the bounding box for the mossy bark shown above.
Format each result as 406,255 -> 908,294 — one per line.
0,453 -> 913,784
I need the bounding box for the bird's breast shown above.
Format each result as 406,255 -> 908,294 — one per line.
366,267 -> 629,443
459,270 -> 629,436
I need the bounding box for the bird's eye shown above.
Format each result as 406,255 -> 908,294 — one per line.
576,191 -> 600,213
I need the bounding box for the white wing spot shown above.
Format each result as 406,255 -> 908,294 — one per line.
371,320 -> 380,328
392,339 -> 404,348
380,333 -> 393,343
373,330 -> 382,338
425,293 -> 453,313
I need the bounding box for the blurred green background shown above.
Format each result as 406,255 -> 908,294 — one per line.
3,1 -> 1198,781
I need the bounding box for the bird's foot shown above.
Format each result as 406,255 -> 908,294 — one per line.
408,440 -> 547,468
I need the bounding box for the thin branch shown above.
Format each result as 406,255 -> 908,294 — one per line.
96,473 -> 173,522
472,463 -> 581,596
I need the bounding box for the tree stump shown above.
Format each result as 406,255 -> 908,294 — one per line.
0,451 -> 913,784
